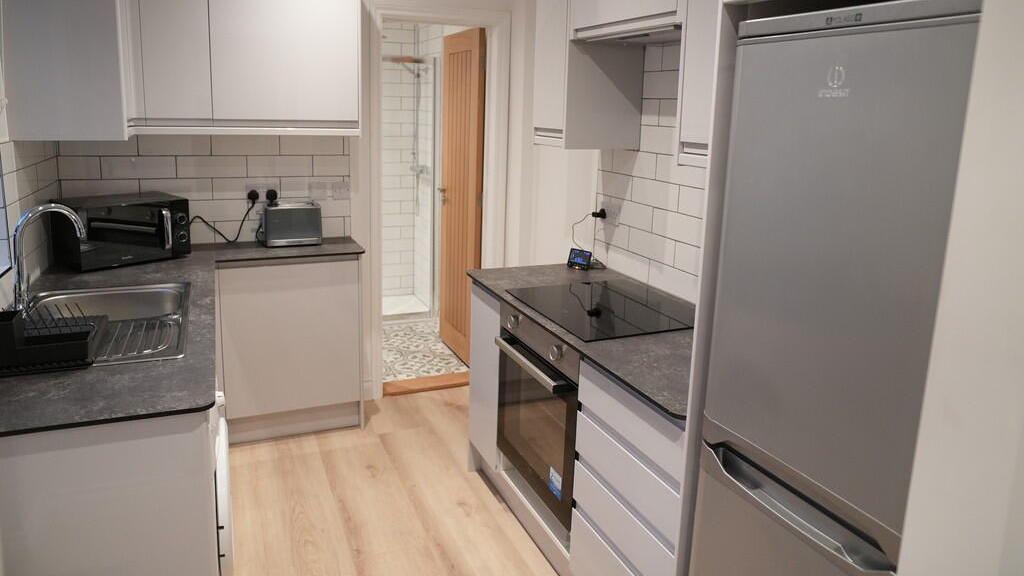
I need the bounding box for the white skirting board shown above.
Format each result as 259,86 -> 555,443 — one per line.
228,401 -> 361,444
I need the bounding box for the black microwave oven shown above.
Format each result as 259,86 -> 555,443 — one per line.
52,192 -> 191,272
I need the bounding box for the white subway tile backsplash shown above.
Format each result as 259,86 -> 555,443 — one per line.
141,178 -> 213,200
674,242 -> 701,274
59,138 -> 138,157
279,135 -> 345,155
58,157 -> 100,180
212,135 -> 279,156
589,41 -> 709,302
61,179 -> 140,198
598,171 -> 631,199
629,228 -> 675,265
653,209 -> 703,245
37,158 -> 58,189
138,135 -> 211,156
280,176 -> 349,199
612,150 -> 656,179
212,177 -> 280,199
643,71 -> 678,99
632,178 -> 679,210
246,155 -> 311,177
313,155 -> 350,176
640,125 -> 676,155
101,156 -> 176,179
177,156 -> 246,178
318,199 -> 351,218
190,199 -> 257,222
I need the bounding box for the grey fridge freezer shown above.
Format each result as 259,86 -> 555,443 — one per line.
690,1 -> 981,575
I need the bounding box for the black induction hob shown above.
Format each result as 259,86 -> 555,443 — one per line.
508,280 -> 694,342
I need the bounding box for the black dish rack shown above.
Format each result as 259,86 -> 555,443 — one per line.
0,304 -> 107,376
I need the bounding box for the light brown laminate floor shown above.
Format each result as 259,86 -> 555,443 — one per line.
229,387 -> 557,576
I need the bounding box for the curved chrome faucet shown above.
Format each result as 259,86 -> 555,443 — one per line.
12,203 -> 86,312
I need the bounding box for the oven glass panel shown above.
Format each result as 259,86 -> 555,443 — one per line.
497,336 -> 578,531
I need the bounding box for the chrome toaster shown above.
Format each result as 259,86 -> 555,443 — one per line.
258,200 -> 323,247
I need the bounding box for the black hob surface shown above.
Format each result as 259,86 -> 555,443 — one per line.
508,280 -> 693,342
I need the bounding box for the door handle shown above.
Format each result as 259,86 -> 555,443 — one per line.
494,336 -> 570,394
438,187 -> 447,203
161,208 -> 173,250
701,443 -> 896,575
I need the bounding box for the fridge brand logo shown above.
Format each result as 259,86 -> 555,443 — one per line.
819,65 -> 850,99
825,12 -> 863,26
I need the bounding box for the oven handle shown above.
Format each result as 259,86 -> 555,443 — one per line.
161,209 -> 173,250
495,336 -> 566,393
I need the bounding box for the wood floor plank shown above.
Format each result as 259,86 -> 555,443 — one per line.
383,371 -> 469,396
230,388 -> 556,576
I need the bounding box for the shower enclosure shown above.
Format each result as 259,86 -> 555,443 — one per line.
380,21 -> 442,318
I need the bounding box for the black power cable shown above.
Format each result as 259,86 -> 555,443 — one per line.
188,190 -> 261,243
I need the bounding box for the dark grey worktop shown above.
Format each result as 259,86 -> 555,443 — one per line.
468,265 -> 694,421
0,237 -> 364,437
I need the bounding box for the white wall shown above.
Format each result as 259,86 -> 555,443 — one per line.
899,1 -> 1024,573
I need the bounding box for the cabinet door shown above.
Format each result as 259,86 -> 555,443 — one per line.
468,285 -> 501,469
678,0 -> 718,156
219,258 -> 361,420
209,0 -> 360,127
138,0 -> 212,122
3,0 -> 129,140
532,0 -> 568,141
571,0 -> 679,32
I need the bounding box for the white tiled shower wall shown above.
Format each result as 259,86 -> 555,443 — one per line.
381,21 -> 420,297
54,135 -> 352,244
593,42 -> 706,303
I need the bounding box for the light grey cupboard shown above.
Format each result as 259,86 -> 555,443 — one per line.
469,285 -> 501,469
677,0 -> 719,159
2,0 -> 135,140
531,0 -> 644,149
570,0 -> 684,42
208,0 -> 360,131
217,256 -> 361,429
133,0 -> 213,125
570,361 -> 687,576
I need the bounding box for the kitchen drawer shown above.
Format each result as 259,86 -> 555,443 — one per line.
576,411 -> 682,547
570,509 -> 636,576
574,462 -> 676,576
579,361 -> 685,483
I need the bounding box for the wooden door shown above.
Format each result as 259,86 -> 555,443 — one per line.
440,28 -> 486,364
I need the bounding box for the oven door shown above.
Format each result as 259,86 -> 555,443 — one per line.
496,334 -> 578,532
85,205 -> 174,252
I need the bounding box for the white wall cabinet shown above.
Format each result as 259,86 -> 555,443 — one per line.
570,0 -> 684,41
218,256 -> 361,424
531,0 -> 644,149
677,0 -> 719,159
134,0 -> 213,124
2,0 -> 134,140
208,0 -> 360,131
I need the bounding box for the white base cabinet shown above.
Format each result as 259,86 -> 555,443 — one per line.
0,411 -> 221,576
217,256 -> 361,429
468,284 -> 501,469
571,361 -> 688,576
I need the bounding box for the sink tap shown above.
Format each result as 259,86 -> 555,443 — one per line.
12,203 -> 85,312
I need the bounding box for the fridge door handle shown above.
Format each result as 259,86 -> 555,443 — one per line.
701,442 -> 896,575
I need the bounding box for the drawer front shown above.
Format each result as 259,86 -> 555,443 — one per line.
576,411 -> 682,547
570,510 -> 636,576
574,462 -> 676,576
579,362 -> 685,483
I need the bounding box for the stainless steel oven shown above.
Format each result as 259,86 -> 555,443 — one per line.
496,302 -> 580,535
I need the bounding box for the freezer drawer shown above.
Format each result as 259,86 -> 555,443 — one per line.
689,443 -> 895,576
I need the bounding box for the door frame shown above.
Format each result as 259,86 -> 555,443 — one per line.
359,3 -> 512,399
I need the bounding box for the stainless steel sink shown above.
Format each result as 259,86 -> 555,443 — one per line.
25,283 -> 189,365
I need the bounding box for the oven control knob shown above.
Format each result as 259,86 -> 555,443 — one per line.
505,314 -> 521,330
175,212 -> 188,225
548,344 -> 565,362
177,231 -> 189,243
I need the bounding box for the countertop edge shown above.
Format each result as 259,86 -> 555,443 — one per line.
471,276 -> 689,423
0,400 -> 217,439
